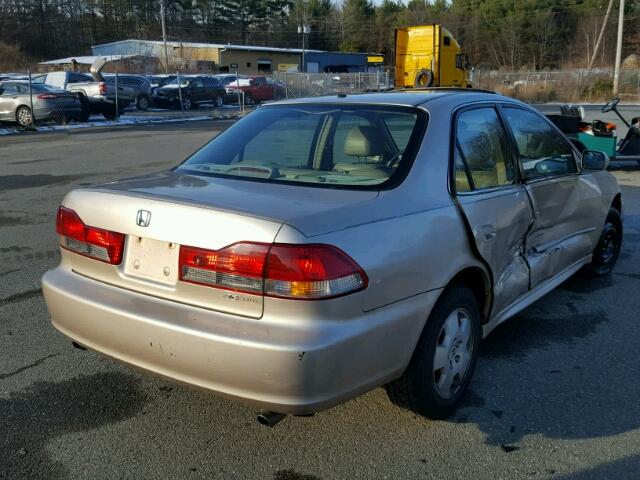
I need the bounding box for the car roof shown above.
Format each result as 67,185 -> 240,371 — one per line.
270,88 -> 521,108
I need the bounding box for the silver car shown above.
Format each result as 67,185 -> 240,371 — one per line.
0,81 -> 81,127
42,90 -> 622,424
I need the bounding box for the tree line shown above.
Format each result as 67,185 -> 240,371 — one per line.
0,0 -> 638,71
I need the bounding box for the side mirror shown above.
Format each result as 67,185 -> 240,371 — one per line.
581,150 -> 609,171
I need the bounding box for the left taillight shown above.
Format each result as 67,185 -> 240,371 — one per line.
37,93 -> 58,100
56,206 -> 125,265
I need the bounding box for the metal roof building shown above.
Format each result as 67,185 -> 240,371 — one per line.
91,39 -> 320,74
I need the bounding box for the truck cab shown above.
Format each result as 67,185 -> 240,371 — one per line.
395,25 -> 471,89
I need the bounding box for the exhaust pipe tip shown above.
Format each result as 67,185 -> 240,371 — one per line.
257,411 -> 286,428
71,341 -> 87,351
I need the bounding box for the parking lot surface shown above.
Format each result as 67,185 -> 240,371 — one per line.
1,118 -> 640,479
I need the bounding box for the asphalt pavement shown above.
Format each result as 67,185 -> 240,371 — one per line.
1,119 -> 640,479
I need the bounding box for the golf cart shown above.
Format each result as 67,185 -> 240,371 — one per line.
547,97 -> 640,164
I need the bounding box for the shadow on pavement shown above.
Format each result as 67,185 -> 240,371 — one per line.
554,454 -> 640,479
0,372 -> 145,480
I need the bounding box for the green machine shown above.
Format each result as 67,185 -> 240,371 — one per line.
548,97 -> 640,165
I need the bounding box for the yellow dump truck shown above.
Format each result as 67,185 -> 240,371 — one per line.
395,24 -> 471,88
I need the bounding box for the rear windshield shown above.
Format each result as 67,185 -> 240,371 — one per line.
177,104 -> 427,189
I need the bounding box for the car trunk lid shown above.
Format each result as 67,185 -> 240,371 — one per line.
61,188 -> 284,318
94,171 -> 380,236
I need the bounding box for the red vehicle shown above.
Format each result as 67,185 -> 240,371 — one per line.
224,76 -> 285,105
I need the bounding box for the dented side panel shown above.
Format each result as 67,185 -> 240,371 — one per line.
456,186 -> 532,317
524,174 -> 606,288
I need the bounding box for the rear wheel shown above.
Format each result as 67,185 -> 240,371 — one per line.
214,95 -> 223,108
386,284 -> 481,419
582,207 -> 623,276
16,106 -> 33,127
103,106 -> 118,121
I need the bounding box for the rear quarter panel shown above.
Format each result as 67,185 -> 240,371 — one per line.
275,204 -> 485,313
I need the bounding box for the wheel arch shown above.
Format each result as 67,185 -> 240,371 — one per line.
442,265 -> 492,324
612,193 -> 622,215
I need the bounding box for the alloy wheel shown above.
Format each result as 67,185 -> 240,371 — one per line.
433,308 -> 474,400
16,107 -> 32,127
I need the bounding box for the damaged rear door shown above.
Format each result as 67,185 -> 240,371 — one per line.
452,105 -> 532,317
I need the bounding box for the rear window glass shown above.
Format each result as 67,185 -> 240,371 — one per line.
177,104 -> 427,189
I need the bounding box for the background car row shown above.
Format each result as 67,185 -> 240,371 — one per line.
0,72 -> 286,127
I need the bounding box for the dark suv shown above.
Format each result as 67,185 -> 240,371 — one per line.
153,76 -> 226,110
104,74 -> 153,111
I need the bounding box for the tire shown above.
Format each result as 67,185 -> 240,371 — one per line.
582,207 -> 623,277
102,106 -> 117,121
78,95 -> 91,122
53,114 -> 69,126
181,97 -> 192,110
385,284 -> 482,419
136,95 -> 150,111
415,69 -> 434,88
15,106 -> 33,127
214,95 -> 223,108
243,93 -> 254,105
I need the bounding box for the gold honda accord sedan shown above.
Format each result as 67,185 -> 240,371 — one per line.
42,90 -> 622,426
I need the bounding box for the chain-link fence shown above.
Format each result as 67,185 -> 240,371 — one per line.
2,66 -> 639,131
272,71 -> 394,98
471,69 -> 640,103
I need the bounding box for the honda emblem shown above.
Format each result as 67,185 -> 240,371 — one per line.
136,210 -> 151,227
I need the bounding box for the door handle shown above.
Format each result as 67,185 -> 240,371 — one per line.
479,224 -> 496,242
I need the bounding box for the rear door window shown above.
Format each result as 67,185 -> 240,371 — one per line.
502,107 -> 576,180
1,83 -> 17,95
455,107 -> 515,190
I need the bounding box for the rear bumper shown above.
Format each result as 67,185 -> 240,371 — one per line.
34,106 -> 82,120
42,266 -> 440,414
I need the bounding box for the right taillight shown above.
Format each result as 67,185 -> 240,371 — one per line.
179,242 -> 367,300
264,244 -> 367,299
56,207 -> 125,265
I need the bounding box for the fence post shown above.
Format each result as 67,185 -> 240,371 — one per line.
28,69 -> 35,128
284,71 -> 288,99
176,70 -> 184,113
114,70 -> 119,122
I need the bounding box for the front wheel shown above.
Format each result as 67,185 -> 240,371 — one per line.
582,207 -> 623,276
136,95 -> 150,110
243,93 -> 254,105
78,95 -> 90,122
385,284 -> 482,419
181,97 -> 192,110
214,95 -> 223,108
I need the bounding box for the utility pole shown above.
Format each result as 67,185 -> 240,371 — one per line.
613,0 -> 625,95
589,0 -> 614,69
298,24 -> 309,72
160,0 -> 169,74
298,0 -> 309,73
